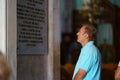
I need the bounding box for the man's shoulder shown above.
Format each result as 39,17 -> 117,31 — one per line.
86,44 -> 97,51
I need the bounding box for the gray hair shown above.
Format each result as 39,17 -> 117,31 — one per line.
83,24 -> 96,41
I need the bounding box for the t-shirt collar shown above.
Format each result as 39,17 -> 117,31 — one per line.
81,41 -> 94,50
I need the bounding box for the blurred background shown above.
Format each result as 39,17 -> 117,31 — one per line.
60,0 -> 120,80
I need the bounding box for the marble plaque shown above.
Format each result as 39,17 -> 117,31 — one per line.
17,0 -> 48,54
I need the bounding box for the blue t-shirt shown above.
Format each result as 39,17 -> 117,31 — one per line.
72,41 -> 101,80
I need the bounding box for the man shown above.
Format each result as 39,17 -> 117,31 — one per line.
72,24 -> 101,80
115,61 -> 120,80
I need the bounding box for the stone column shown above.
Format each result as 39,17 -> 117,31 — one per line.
17,0 -> 60,80
0,0 -> 60,79
48,0 -> 61,79
0,0 -> 17,80
53,0 -> 61,79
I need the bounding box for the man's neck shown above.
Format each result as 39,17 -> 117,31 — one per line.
81,40 -> 90,47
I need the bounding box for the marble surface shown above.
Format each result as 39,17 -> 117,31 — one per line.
0,0 -> 17,80
17,0 -> 61,80
0,0 -> 60,80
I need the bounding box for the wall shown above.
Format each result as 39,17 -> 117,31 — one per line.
0,0 -> 17,80
0,0 -> 60,80
17,0 -> 60,80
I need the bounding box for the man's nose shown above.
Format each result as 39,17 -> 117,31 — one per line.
76,32 -> 79,36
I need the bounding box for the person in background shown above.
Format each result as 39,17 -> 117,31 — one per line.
115,61 -> 120,80
72,23 -> 101,80
60,33 -> 72,65
0,52 -> 11,80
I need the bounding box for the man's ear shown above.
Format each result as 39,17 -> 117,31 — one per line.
84,33 -> 88,38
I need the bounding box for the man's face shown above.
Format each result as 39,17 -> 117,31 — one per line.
76,26 -> 87,43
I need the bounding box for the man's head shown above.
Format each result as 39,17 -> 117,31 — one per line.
76,24 -> 96,45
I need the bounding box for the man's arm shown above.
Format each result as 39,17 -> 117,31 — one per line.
73,69 -> 86,80
115,66 -> 120,80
